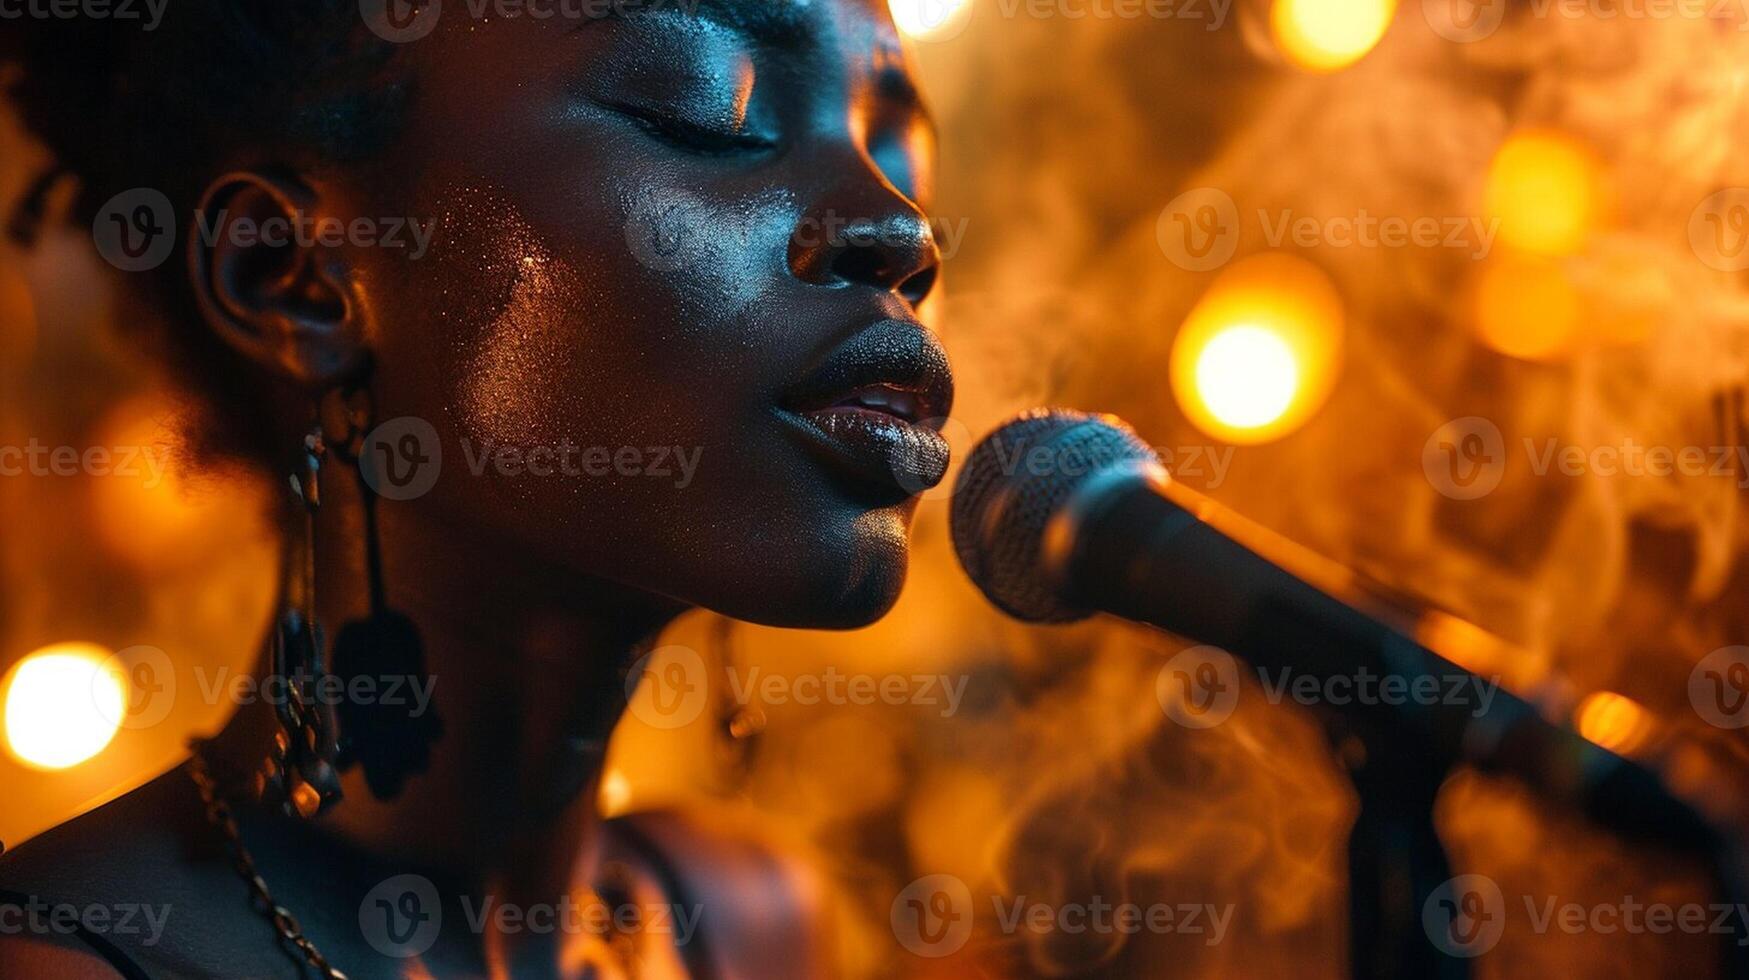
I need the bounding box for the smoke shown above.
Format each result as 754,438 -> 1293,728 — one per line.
7,3 -> 1749,974
704,3 -> 1749,976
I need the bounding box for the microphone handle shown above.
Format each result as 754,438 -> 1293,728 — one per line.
1050,460 -> 1718,852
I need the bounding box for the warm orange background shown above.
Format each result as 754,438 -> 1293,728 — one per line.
6,4 -> 1749,976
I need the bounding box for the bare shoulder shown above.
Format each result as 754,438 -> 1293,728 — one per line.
0,767 -> 234,979
603,807 -> 836,980
0,932 -> 130,980
0,767 -> 211,904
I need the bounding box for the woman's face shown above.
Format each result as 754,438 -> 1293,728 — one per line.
339,0 -> 949,627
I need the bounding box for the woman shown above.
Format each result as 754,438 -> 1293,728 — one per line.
0,1 -> 950,975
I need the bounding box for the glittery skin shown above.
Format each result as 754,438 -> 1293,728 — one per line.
0,7 -> 941,976
358,0 -> 946,627
451,193 -> 588,450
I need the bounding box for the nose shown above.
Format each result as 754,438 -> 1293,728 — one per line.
788,173 -> 940,306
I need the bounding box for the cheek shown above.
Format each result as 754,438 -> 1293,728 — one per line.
458,215 -> 587,448
419,180 -> 799,453
418,187 -> 637,459
619,182 -> 797,324
383,179 -> 817,542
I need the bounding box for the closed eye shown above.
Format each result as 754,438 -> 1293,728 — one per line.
607,101 -> 779,157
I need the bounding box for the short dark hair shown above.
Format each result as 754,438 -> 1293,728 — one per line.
2,4 -> 413,465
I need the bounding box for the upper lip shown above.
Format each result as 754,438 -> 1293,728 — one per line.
781,318 -> 955,427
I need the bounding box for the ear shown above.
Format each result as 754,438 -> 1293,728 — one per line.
188,172 -> 368,387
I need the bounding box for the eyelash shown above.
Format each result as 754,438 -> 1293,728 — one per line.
613,103 -> 777,157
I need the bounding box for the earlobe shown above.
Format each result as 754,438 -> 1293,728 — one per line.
188,171 -> 368,388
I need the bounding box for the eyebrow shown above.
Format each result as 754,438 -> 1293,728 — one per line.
574,0 -> 813,47
872,48 -> 933,133
685,0 -> 813,44
874,56 -> 919,107
571,0 -> 934,130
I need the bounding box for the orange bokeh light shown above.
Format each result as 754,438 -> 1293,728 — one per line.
1485,132 -> 1603,258
1170,253 -> 1345,445
1471,253 -> 1581,361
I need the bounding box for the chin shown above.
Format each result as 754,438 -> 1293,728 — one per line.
809,501 -> 917,628
710,503 -> 916,630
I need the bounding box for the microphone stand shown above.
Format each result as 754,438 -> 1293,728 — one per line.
1060,466 -> 1749,979
1332,707 -> 1463,979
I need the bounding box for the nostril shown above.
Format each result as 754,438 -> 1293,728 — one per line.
793,207 -> 941,301
896,264 -> 937,305
828,245 -> 890,291
820,224 -> 939,300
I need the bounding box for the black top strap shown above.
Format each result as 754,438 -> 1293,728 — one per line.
0,887 -> 156,980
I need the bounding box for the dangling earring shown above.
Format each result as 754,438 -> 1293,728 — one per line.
252,418 -> 344,819
324,384 -> 444,799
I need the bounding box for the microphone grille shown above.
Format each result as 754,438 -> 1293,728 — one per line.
949,409 -> 1159,623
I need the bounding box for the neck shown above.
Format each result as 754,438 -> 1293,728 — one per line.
210,467 -> 686,896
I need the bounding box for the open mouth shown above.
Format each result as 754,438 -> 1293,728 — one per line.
782,320 -> 953,425
780,319 -> 956,494
816,383 -> 937,428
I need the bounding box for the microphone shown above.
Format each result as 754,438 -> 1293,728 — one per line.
948,409 -> 1725,850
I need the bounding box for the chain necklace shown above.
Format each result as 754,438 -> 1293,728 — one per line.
186,751 -> 646,980
185,752 -> 350,979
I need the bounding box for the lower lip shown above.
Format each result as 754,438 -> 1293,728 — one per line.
781,407 -> 951,495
